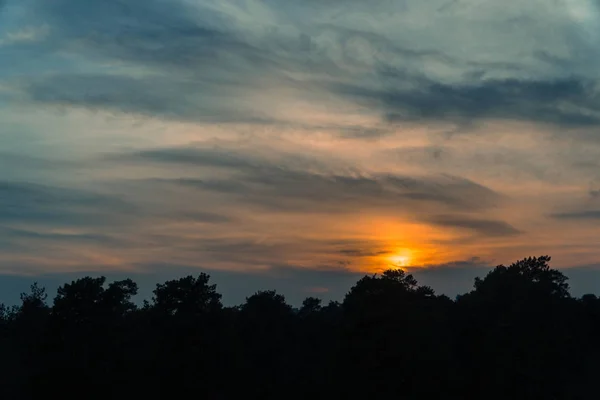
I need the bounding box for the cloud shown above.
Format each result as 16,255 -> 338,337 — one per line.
9,0 -> 285,123
117,145 -> 504,215
427,214 -> 522,237
0,226 -> 124,248
339,248 -> 391,258
332,75 -> 600,127
0,181 -> 146,260
32,0 -> 249,66
168,211 -> 233,224
119,146 -> 265,170
8,0 -> 598,131
0,181 -> 136,227
0,152 -> 79,184
551,210 -> 600,220
381,142 -> 586,186
23,74 -> 276,124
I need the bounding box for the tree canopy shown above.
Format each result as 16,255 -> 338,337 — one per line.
0,256 -> 597,399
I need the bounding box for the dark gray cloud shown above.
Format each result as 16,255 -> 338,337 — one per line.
339,248 -> 391,257
427,214 -> 522,237
118,145 -> 338,174
551,210 -> 600,220
0,153 -> 82,185
333,75 -> 600,127
24,52 -> 600,130
31,0 -> 244,67
0,181 -> 136,227
168,211 -> 232,224
0,177 -> 232,241
325,238 -> 392,257
120,146 -> 262,170
0,152 -> 74,170
23,74 -> 275,124
119,145 -> 504,214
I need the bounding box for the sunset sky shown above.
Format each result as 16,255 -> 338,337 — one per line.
2,0 -> 600,304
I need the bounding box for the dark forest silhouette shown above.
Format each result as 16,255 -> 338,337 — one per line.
1,256 -> 599,399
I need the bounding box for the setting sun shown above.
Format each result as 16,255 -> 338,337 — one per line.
388,250 -> 413,268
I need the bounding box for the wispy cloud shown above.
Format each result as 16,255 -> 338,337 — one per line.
116,144 -> 504,216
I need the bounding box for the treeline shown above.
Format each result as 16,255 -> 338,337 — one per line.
1,256 -> 600,399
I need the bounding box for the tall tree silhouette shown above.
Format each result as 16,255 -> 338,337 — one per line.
0,255 -> 599,400
148,274 -> 224,398
341,269 -> 454,398
456,256 -> 586,399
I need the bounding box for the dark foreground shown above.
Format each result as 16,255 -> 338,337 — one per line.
1,256 -> 599,399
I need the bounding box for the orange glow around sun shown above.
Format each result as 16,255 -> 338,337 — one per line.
346,216 -> 469,273
388,249 -> 414,269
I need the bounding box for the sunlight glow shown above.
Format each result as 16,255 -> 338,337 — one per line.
388,250 -> 413,268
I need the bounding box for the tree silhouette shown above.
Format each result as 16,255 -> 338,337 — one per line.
299,296 -> 322,316
340,269 -> 454,398
152,274 -> 222,316
143,274 -> 225,398
0,255 -> 597,399
456,256 -> 586,399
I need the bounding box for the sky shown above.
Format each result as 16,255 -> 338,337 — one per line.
2,0 -> 600,305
